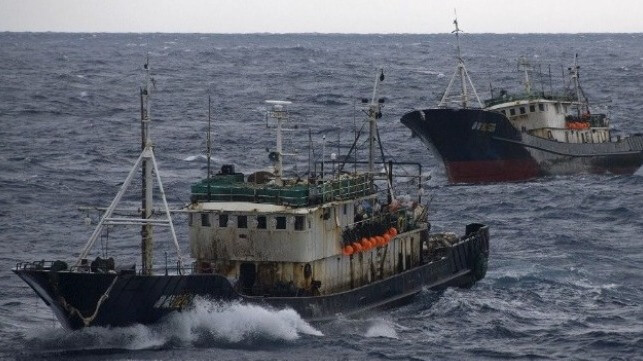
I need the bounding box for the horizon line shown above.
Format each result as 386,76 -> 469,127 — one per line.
2,30 -> 643,36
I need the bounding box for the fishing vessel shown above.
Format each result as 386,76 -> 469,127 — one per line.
401,19 -> 643,184
13,64 -> 490,330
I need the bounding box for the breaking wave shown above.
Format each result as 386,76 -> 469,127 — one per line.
24,299 -> 322,354
364,319 -> 399,339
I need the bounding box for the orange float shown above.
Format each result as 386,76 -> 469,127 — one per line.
352,242 -> 362,252
360,238 -> 370,250
343,245 -> 354,255
388,227 -> 398,237
369,237 -> 378,248
383,233 -> 391,244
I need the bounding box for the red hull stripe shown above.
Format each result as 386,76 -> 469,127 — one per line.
445,159 -> 541,183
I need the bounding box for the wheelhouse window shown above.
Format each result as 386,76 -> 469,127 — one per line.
509,108 -> 516,116
538,103 -> 545,111
237,215 -> 247,229
218,214 -> 228,227
257,216 -> 267,229
276,216 -> 287,230
519,107 -> 526,114
295,216 -> 305,231
201,213 -> 210,227
529,105 -> 536,112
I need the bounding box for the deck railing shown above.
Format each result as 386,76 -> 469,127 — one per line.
191,174 -> 375,207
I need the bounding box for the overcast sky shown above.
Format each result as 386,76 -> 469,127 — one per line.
1,0 -> 642,34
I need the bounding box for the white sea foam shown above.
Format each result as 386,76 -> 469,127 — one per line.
364,319 -> 399,339
184,154 -> 207,162
164,299 -> 323,343
27,300 -> 322,352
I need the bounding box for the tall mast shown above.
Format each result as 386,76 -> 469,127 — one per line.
568,53 -> 591,116
207,95 -> 212,201
453,15 -> 468,107
368,69 -> 384,174
570,54 -> 585,112
265,100 -> 291,186
518,56 -> 532,95
438,12 -> 482,109
75,57 -> 183,273
141,56 -> 154,276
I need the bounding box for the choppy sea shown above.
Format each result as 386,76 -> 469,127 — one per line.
0,33 -> 642,360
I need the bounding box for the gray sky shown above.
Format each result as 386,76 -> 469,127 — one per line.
1,0 -> 642,33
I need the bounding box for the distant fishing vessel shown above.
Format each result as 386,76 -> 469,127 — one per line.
13,64 -> 489,330
401,18 -> 643,184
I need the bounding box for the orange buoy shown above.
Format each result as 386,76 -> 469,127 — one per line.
352,242 -> 363,252
360,238 -> 370,250
369,237 -> 378,248
376,236 -> 385,246
383,233 -> 391,243
343,245 -> 354,255
389,227 -> 398,237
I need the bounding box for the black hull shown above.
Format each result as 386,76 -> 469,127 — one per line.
14,226 -> 489,330
401,108 -> 643,183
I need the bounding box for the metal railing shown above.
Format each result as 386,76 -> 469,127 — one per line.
192,174 -> 376,207
15,260 -> 191,276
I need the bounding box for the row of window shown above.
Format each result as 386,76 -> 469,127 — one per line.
193,213 -> 307,231
502,103 -> 546,117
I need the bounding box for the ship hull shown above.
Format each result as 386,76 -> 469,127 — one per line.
401,108 -> 643,183
14,226 -> 489,330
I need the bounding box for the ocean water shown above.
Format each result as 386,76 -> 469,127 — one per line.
0,33 -> 642,360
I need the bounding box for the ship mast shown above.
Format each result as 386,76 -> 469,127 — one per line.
75,59 -> 183,274
568,54 -> 589,117
207,95 -> 212,201
518,56 -> 533,95
368,69 -> 385,174
265,100 -> 292,186
438,12 -> 482,109
141,57 -> 154,276
454,16 -> 468,107
336,69 -> 385,176
569,53 -> 588,116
